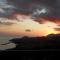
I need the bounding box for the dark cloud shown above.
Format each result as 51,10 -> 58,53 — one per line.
0,0 -> 16,18
25,29 -> 31,32
34,18 -> 47,24
58,25 -> 60,26
0,0 -> 60,25
7,0 -> 60,18
54,28 -> 60,31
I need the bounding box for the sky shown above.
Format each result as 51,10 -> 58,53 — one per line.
0,0 -> 60,50
0,0 -> 60,37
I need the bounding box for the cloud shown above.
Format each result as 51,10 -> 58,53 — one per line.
58,25 -> 60,27
31,8 -> 47,19
54,28 -> 60,31
7,0 -> 60,18
25,29 -> 31,32
53,24 -> 60,31
0,0 -> 60,25
0,21 -> 14,25
5,0 -> 60,25
0,0 -> 16,18
0,18 -> 18,25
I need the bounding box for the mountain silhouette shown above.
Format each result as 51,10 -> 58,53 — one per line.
6,34 -> 60,50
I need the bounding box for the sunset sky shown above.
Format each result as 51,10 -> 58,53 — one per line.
0,0 -> 60,44
0,0 -> 60,50
0,13 -> 60,37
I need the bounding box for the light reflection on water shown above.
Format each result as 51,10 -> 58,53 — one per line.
0,43 -> 16,50
0,36 -> 21,50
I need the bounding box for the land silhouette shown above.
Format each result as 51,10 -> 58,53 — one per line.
0,34 -> 60,60
5,33 -> 60,50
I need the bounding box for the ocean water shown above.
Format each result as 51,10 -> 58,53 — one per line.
0,36 -> 22,50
